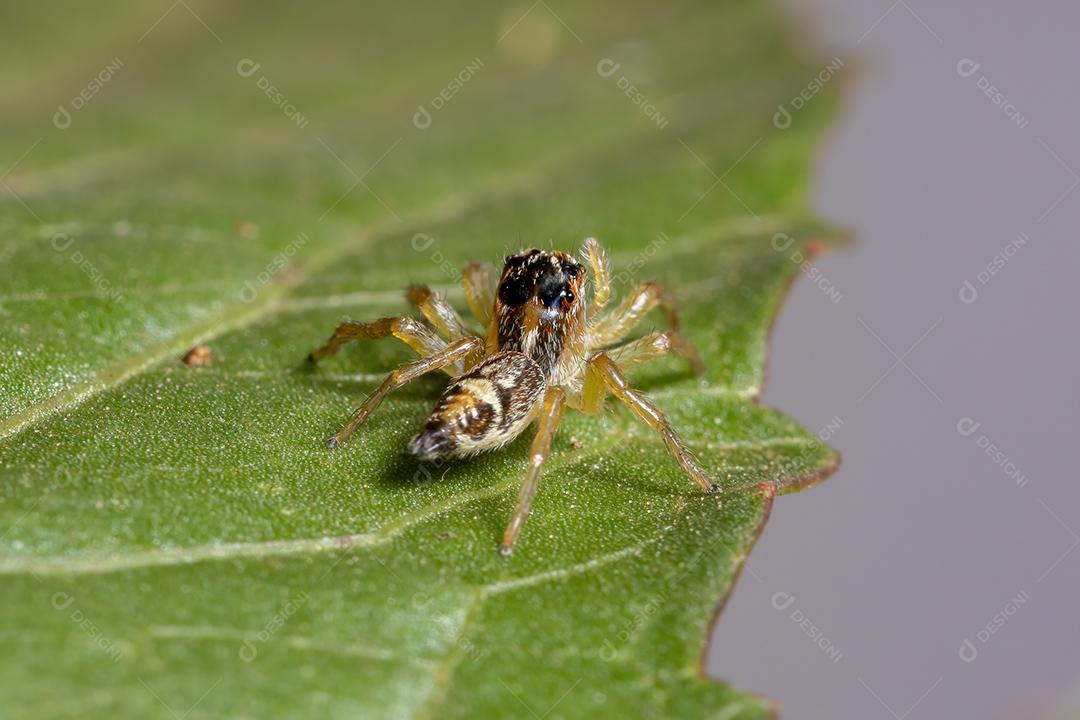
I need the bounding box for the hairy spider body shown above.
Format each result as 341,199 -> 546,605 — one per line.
308,238 -> 716,555
409,351 -> 544,460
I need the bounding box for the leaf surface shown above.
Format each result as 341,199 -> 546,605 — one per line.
0,2 -> 844,717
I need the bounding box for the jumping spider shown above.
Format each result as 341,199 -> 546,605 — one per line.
308,238 -> 718,555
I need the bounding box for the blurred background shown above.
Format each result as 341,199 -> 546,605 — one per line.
713,1 -> 1080,718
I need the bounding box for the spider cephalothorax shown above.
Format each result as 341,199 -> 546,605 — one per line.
490,248 -> 587,384
308,237 -> 713,555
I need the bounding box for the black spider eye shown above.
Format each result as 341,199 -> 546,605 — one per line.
540,276 -> 574,310
498,277 -> 531,307
536,270 -> 565,307
564,291 -> 574,303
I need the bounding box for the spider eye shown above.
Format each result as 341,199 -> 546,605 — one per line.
537,272 -> 569,309
539,285 -> 575,310
498,277 -> 531,307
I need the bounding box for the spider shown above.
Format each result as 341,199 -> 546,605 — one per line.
307,237 -> 718,555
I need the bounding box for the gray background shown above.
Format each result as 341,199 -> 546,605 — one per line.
708,1 -> 1080,718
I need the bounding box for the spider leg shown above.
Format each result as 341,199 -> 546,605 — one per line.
461,261 -> 494,328
307,316 -> 446,363
407,284 -> 475,341
581,237 -> 612,314
587,281 -> 684,349
500,386 -> 566,556
327,336 -> 484,449
603,330 -> 704,376
579,353 -> 718,494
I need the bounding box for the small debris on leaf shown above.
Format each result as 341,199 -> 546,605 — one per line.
181,345 -> 214,367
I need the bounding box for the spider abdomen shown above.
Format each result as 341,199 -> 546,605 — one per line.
408,351 -> 545,460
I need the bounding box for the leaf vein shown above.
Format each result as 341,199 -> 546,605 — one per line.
146,624 -> 435,667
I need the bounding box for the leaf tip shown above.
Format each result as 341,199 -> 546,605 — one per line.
753,482 -> 777,499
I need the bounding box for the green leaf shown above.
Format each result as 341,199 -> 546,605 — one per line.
0,2 -> 845,717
